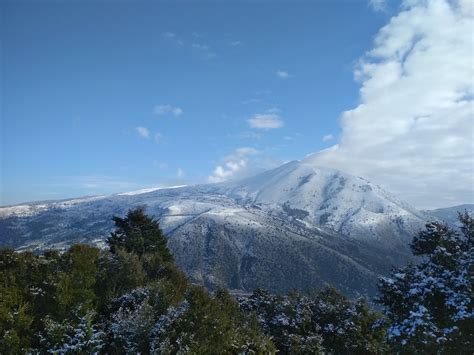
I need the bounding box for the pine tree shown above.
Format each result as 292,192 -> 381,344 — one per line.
377,212 -> 474,353
149,286 -> 275,354
107,207 -> 173,262
38,309 -> 104,354
238,287 -> 386,354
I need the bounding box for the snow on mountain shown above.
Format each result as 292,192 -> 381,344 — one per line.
116,185 -> 187,196
221,161 -> 426,246
0,160 -> 446,297
423,204 -> 474,228
0,195 -> 109,218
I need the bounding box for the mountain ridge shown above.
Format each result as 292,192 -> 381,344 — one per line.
0,161 -> 467,297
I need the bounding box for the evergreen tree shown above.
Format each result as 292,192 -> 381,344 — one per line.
239,287 -> 386,354
107,207 -> 173,262
149,286 -> 276,354
39,309 -> 104,354
377,213 -> 474,353
56,244 -> 100,318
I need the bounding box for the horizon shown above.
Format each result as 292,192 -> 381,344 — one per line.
1,0 -> 473,209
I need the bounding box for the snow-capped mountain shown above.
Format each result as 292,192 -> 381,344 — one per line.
0,160 -> 455,297
221,161 -> 426,245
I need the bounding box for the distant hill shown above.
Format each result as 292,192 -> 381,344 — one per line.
423,204 -> 474,227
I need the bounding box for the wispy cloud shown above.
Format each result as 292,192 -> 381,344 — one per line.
191,43 -> 210,50
276,70 -> 292,79
136,126 -> 150,139
162,31 -> 217,59
242,98 -> 262,105
191,42 -> 216,59
229,40 -> 242,47
176,168 -> 185,178
307,0 -> 474,208
247,112 -> 284,129
322,134 -> 334,142
369,0 -> 387,12
153,160 -> 167,169
154,105 -> 183,117
162,31 -> 176,39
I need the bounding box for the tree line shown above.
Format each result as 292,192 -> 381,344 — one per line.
0,207 -> 472,354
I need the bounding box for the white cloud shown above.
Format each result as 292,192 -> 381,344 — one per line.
162,32 -> 216,59
135,126 -> 150,139
208,160 -> 247,183
190,43 -> 216,59
322,134 -> 334,142
208,147 -> 265,183
154,105 -> 183,117
276,70 -> 292,79
369,0 -> 388,12
306,0 -> 474,209
247,113 -> 284,129
229,40 -> 242,47
192,43 -> 210,50
176,168 -> 185,178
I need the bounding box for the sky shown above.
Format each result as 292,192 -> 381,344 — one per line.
1,0 -> 473,209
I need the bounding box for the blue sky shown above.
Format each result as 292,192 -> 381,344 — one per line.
2,0 -> 473,208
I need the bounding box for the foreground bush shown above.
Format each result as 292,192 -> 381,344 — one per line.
377,212 -> 473,353
239,288 -> 387,354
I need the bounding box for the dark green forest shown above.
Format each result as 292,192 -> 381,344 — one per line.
1,208 -> 472,354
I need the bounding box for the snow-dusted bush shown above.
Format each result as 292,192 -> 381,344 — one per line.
239,288 -> 386,354
38,309 -> 104,354
377,212 -> 473,353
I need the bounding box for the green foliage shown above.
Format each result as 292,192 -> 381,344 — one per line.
95,248 -> 146,306
0,208 -> 275,354
150,286 -> 275,354
239,287 -> 387,354
7,206 -> 446,354
312,287 -> 388,354
56,244 -> 100,317
377,212 -> 473,353
39,309 -> 104,354
107,206 -> 173,262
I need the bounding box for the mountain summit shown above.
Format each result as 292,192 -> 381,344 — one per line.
0,161 -> 446,297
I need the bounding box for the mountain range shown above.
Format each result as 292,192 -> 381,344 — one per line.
0,160 -> 471,298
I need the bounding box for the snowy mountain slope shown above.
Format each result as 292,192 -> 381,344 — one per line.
423,204 -> 474,228
168,201 -> 420,296
221,161 -> 426,247
0,160 -> 439,296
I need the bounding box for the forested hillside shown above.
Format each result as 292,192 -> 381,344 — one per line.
1,208 -> 472,354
